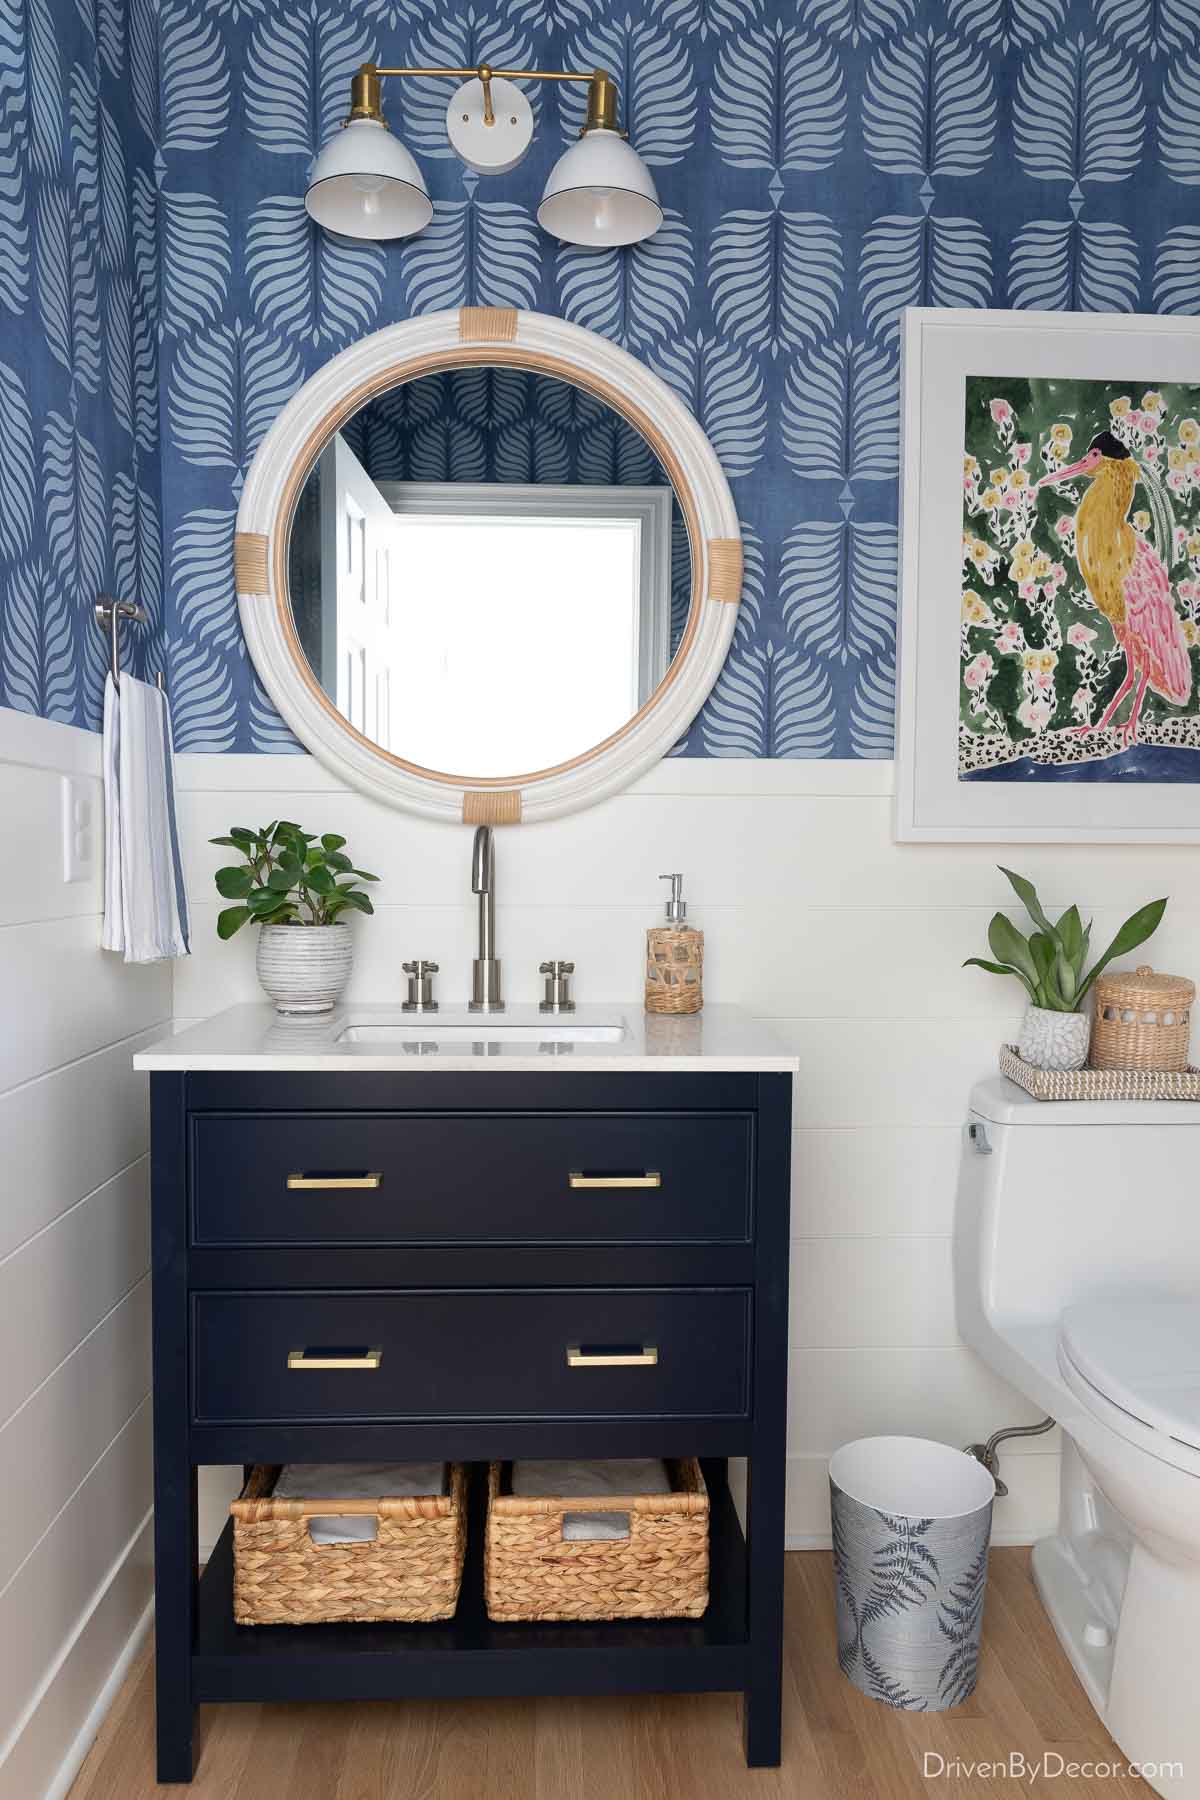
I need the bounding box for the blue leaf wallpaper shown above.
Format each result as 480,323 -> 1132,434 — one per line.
0,0 -> 161,728
2,0 -> 1197,755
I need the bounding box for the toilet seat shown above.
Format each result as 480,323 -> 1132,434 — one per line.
1058,1299 -> 1200,1477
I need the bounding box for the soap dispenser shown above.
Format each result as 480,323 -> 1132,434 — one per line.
645,872 -> 704,1015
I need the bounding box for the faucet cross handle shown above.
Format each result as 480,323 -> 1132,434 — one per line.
401,959 -> 439,1013
539,960 -> 576,1014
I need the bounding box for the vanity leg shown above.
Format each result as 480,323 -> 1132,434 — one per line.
153,1461 -> 197,1782
151,1073 -> 197,1782
742,1443 -> 785,1768
743,1071 -> 790,1768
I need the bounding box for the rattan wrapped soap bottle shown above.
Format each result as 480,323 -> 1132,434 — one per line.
645,873 -> 703,1015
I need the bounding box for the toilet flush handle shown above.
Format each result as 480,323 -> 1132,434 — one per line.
967,1120 -> 992,1155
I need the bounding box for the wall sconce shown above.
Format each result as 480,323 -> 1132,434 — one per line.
303,62 -> 662,249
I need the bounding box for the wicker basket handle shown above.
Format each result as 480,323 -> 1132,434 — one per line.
561,1510 -> 632,1542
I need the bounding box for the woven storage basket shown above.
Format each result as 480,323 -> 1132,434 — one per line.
484,1459 -> 709,1623
1090,965 -> 1194,1072
231,1463 -> 467,1625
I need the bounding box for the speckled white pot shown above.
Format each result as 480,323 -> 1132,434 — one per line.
1018,1004 -> 1090,1071
256,923 -> 353,1014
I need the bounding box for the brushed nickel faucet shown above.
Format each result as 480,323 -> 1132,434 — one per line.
469,826 -> 503,1011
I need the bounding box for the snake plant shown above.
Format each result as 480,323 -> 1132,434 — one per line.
964,868 -> 1166,1014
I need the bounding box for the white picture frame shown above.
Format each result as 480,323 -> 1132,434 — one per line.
894,307 -> 1200,844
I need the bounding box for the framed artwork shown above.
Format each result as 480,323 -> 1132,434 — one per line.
895,309 -> 1200,843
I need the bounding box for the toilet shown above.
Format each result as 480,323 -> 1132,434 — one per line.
955,1079 -> 1200,1795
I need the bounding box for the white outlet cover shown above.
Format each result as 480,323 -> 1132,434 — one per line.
60,774 -> 96,883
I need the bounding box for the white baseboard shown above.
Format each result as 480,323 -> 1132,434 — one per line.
41,1594 -> 154,1800
0,1512 -> 154,1800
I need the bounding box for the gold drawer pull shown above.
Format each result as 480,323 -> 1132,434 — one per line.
287,1347 -> 383,1370
568,1171 -> 661,1190
567,1344 -> 658,1368
287,1173 -> 383,1190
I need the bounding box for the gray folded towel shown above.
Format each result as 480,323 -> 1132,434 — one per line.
274,1461 -> 447,1546
512,1459 -> 671,1542
511,1459 -> 670,1499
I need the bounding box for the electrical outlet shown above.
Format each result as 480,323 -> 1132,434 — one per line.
61,774 -> 96,884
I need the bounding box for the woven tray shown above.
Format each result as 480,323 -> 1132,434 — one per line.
484,1458 -> 709,1623
1000,1045 -> 1200,1102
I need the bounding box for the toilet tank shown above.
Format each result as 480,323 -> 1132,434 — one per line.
955,1078 -> 1200,1335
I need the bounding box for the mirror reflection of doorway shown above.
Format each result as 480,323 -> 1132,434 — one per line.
307,432 -> 672,776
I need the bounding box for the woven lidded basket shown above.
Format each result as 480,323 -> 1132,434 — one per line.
231,1463 -> 467,1625
1090,965 -> 1194,1072
484,1459 -> 709,1623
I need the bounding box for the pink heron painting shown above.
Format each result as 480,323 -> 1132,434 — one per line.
1037,430 -> 1191,747
959,378 -> 1200,783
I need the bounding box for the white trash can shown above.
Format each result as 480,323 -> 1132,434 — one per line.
829,1436 -> 996,1712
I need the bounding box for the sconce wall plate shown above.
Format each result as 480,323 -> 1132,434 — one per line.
446,76 -> 533,176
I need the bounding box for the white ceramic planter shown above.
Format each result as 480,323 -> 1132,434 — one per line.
1018,1004 -> 1090,1071
256,923 -> 353,1014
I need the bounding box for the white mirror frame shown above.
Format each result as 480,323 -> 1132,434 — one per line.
235,307 -> 742,825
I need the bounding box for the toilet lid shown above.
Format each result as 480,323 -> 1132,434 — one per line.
1060,1300 -> 1200,1454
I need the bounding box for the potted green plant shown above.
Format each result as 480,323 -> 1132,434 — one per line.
210,820 -> 378,1014
965,868 -> 1167,1071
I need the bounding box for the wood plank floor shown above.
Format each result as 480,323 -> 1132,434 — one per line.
69,1551 -> 1143,1800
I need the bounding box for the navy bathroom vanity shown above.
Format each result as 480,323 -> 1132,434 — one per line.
137,1004 -> 795,1783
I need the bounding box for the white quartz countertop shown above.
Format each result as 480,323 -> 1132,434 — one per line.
132,1002 -> 798,1074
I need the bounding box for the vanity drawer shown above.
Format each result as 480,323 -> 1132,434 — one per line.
191,1288 -> 750,1423
190,1112 -> 753,1246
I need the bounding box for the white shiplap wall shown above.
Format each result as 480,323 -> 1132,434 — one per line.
3,724 -> 1191,1783
174,751 -> 1200,1551
0,712 -> 170,1800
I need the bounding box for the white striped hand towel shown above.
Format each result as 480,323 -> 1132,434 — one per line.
101,672 -> 191,962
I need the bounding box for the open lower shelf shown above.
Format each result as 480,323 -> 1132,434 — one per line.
192,1458 -> 749,1705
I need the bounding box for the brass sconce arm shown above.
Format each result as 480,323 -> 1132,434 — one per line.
347,62 -> 619,135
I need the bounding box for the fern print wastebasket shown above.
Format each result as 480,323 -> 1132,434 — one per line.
829,1436 -> 996,1712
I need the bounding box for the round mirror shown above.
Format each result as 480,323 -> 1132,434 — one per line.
285,368 -> 691,780
237,310 -> 741,823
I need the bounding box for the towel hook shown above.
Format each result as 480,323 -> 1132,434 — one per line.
95,594 -> 146,685
95,595 -> 165,694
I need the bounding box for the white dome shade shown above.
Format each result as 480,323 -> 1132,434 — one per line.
305,119 -> 433,241
538,129 -> 662,248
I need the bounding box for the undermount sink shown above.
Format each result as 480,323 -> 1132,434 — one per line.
337,1017 -> 627,1046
